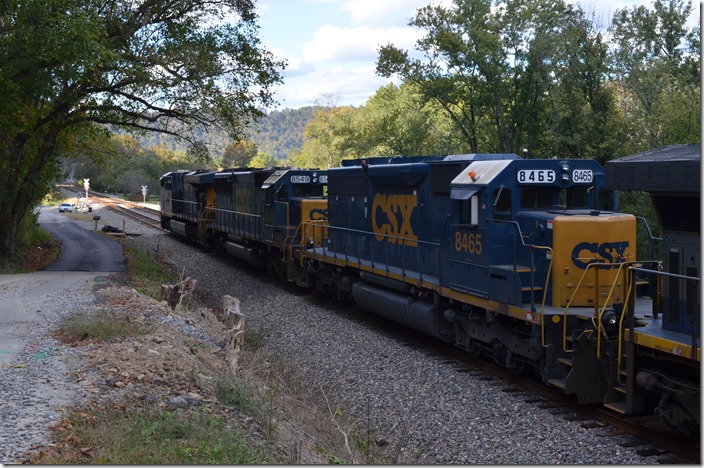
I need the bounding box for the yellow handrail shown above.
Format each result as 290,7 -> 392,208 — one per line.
561,255 -> 634,353
615,273 -> 636,380
595,261 -> 631,359
197,203 -> 215,232
534,248 -> 554,348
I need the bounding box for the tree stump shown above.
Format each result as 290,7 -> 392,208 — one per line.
222,295 -> 245,376
160,277 -> 197,310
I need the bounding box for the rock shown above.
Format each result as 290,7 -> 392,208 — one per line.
167,396 -> 189,409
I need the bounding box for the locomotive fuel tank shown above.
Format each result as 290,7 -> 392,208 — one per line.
351,281 -> 442,338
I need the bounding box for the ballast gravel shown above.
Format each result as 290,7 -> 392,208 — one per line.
0,205 -> 662,464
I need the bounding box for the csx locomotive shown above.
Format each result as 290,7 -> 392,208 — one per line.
160,149 -> 700,435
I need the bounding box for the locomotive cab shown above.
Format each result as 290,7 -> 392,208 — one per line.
261,168 -> 328,250
449,158 -> 636,310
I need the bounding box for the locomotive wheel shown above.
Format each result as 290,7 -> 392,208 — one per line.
467,341 -> 482,358
507,360 -> 526,376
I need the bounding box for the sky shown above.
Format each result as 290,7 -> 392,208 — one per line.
255,0 -> 701,110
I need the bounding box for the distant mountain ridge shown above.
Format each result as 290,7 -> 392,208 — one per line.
250,106 -> 328,160
124,106 -> 328,160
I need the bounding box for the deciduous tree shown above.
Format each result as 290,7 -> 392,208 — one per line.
222,140 -> 259,168
0,0 -> 283,256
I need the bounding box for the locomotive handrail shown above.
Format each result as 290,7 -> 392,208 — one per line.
595,261 -> 632,360
276,200 -> 291,257
301,222 -> 442,290
285,221 -> 303,262
561,258 -> 633,353
486,217 -> 554,341
211,206 -> 261,239
197,203 -> 216,236
626,265 -> 701,362
289,219 -> 328,263
635,216 -> 663,261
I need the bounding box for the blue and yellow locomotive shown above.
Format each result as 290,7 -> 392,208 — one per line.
300,155 -> 634,374
160,149 -> 700,435
160,166 -> 327,274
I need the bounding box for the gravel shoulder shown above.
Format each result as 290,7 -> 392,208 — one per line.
0,203 -> 661,464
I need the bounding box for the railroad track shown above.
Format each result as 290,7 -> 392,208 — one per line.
58,185 -> 164,231
306,294 -> 700,464
418,332 -> 700,463
105,204 -> 163,231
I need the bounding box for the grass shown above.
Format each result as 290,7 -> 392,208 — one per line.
123,242 -> 176,299
215,373 -> 258,413
244,329 -> 267,350
37,404 -> 271,464
54,312 -> 146,344
0,216 -> 60,274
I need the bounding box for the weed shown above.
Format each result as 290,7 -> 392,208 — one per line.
315,442 -> 347,464
244,329 -> 266,350
38,404 -> 271,464
0,215 -> 60,273
123,243 -> 175,299
215,373 -> 256,413
55,312 -> 145,344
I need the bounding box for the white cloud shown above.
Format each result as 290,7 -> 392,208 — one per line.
339,0 -> 453,26
273,64 -> 397,108
301,24 -> 422,64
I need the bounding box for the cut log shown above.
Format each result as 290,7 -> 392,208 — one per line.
222,295 -> 245,375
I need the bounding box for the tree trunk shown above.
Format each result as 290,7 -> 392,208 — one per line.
0,121 -> 64,257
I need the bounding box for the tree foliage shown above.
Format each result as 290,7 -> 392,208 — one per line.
373,0 -> 698,160
376,0 -> 591,154
72,134 -> 193,197
609,0 -> 700,151
0,0 -> 283,256
221,140 -> 259,168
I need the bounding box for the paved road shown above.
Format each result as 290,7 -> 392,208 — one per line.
0,207 -> 125,367
40,209 -> 126,272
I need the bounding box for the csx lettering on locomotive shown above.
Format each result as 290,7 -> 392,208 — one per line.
571,241 -> 630,269
308,208 -> 328,221
372,193 -> 418,246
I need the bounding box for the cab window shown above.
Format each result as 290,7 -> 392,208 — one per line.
493,188 -> 512,220
520,188 -> 552,209
557,187 -> 590,208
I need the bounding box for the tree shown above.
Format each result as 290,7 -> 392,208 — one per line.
376,0 -> 622,157
296,107 -> 358,168
354,83 -> 468,157
609,0 -> 700,150
221,140 -> 259,168
540,11 -> 625,163
249,152 -> 276,168
0,0 -> 283,256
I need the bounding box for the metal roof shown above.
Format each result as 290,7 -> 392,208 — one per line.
604,144 -> 701,192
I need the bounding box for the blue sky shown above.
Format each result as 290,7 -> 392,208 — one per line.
255,0 -> 701,110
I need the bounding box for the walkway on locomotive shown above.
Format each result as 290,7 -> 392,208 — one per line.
301,154 -> 634,325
